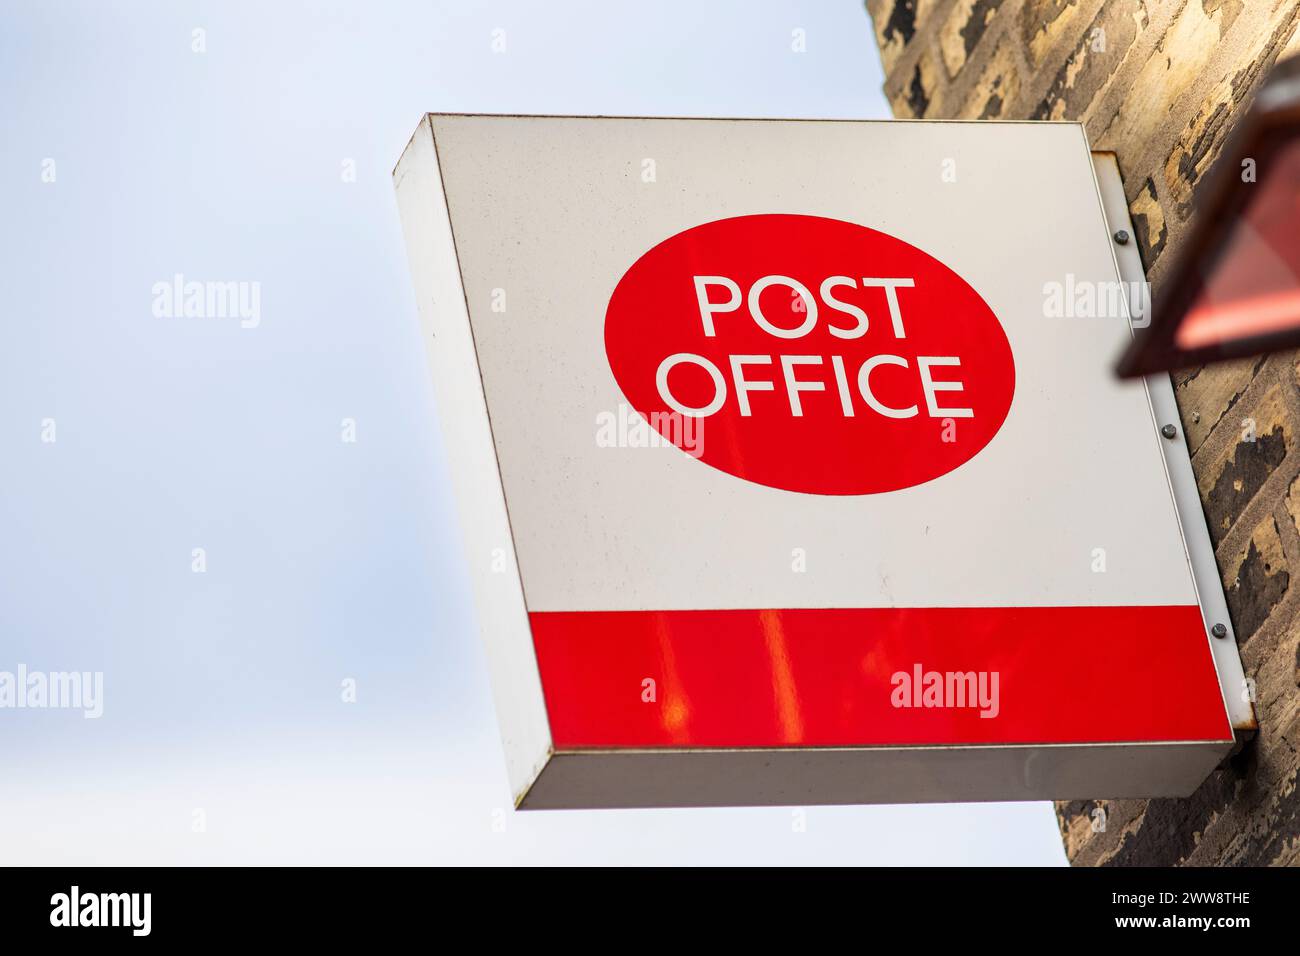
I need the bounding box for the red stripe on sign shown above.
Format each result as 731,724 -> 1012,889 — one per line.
528,606 -> 1231,749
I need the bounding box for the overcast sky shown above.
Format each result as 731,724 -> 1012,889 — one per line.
0,0 -> 1066,865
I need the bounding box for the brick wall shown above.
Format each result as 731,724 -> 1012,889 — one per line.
864,0 -> 1300,865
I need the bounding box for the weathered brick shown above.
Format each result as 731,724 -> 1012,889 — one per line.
939,0 -> 1001,77
1174,356 -> 1264,456
1240,766 -> 1300,865
1197,385 -> 1290,544
1020,0 -> 1093,69
1162,5 -> 1300,221
1031,0 -> 1141,121
1281,18 -> 1300,60
1203,0 -> 1245,40
1284,472 -> 1300,547
893,52 -> 940,117
957,39 -> 1021,119
1163,76 -> 1237,218
1129,177 -> 1167,263
1223,516 -> 1290,644
1102,758 -> 1242,866
1056,798 -> 1102,859
1102,1 -> 1232,153
869,0 -> 923,74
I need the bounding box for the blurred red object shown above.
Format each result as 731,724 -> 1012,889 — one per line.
1118,54 -> 1300,377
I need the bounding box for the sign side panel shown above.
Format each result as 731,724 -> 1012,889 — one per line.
1092,151 -> 1254,734
394,117 -> 552,804
521,742 -> 1230,809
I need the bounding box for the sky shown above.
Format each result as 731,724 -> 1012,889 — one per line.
0,0 -> 1067,865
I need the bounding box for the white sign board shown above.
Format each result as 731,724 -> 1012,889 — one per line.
394,115 -> 1248,809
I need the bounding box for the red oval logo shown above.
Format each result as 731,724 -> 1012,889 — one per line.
604,214 -> 1015,495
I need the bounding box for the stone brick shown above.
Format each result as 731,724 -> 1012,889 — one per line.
1162,7 -> 1300,219
1203,0 -> 1245,40
1101,758 -> 1243,866
892,51 -> 940,117
1055,798 -> 1102,859
868,0 -> 923,74
1129,177 -> 1167,263
957,39 -> 1021,119
1102,1 -> 1232,160
1031,0 -> 1141,121
1231,766 -> 1300,865
939,0 -> 1002,77
1174,356 -> 1264,456
1197,384 -> 1290,545
1162,76 -> 1237,218
1222,515 -> 1290,645
1281,18 -> 1300,60
1285,473 -> 1300,545
1019,0 -> 1094,70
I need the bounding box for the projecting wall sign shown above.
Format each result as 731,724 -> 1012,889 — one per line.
395,115 -> 1251,809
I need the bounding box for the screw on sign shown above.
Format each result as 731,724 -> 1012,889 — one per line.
604,214 -> 1016,495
